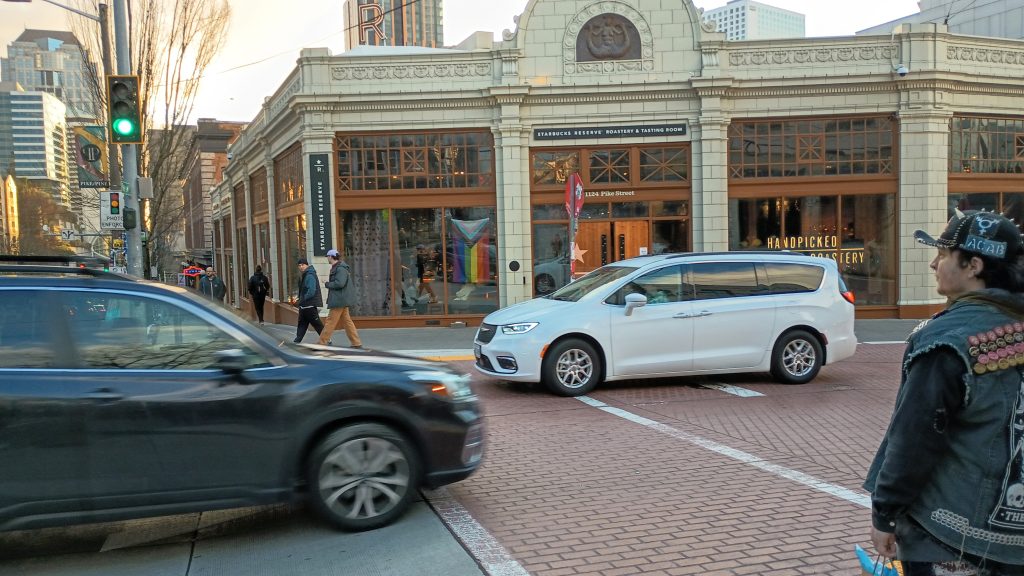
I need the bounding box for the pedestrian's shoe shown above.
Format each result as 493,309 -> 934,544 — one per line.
351,345 -> 363,349
327,340 -> 333,346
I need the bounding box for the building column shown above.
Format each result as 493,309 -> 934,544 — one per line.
492,88 -> 532,307
693,116 -> 730,252
898,109 -> 952,312
264,152 -> 281,297
693,80 -> 733,253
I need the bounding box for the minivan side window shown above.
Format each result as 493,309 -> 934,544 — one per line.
691,262 -> 767,300
763,262 -> 825,294
607,264 -> 686,305
63,292 -> 269,371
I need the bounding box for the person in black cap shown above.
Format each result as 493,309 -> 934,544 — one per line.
293,257 -> 323,343
864,210 -> 1024,574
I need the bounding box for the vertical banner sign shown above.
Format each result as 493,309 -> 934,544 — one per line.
564,173 -> 584,277
73,125 -> 110,188
309,153 -> 332,257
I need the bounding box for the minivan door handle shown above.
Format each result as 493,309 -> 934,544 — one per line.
695,310 -> 713,317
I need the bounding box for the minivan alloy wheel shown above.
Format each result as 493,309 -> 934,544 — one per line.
782,339 -> 816,377
556,348 -> 593,389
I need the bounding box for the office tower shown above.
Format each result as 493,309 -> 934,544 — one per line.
1,30 -> 100,120
0,82 -> 71,207
702,0 -> 806,41
343,0 -> 443,50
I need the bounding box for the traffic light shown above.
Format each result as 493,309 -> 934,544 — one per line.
123,207 -> 137,230
106,75 -> 142,144
109,191 -> 120,215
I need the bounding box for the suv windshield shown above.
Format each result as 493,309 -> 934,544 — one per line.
547,265 -> 637,302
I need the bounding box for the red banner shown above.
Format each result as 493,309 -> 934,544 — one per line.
564,172 -> 584,219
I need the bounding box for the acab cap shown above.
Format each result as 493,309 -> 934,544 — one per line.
326,249 -> 340,258
914,209 -> 1024,261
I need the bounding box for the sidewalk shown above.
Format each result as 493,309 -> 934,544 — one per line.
257,318 -> 922,360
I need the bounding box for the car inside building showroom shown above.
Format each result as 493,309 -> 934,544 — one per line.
475,252 -> 857,396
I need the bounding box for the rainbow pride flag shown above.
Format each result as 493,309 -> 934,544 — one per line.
451,218 -> 492,283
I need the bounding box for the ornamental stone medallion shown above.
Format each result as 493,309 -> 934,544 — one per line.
576,13 -> 641,62
564,1 -> 654,75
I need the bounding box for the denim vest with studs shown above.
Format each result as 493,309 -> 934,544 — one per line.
900,291 -> 1024,564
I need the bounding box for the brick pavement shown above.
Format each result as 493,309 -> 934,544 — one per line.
446,343 -> 906,575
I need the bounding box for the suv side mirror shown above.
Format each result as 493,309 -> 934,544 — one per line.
214,349 -> 248,375
624,293 -> 647,316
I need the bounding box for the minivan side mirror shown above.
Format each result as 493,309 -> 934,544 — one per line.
624,292 -> 647,316
214,349 -> 249,375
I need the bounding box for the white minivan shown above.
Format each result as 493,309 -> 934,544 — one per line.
474,252 -> 858,396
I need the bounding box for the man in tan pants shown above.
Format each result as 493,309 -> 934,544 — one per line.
318,249 -> 362,348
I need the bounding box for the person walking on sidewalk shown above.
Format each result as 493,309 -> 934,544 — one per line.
864,210 -> 1024,575
293,257 -> 324,343
199,266 -> 226,302
318,249 -> 362,348
247,265 -> 271,324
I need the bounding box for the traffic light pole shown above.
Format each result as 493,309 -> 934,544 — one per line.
112,0 -> 142,277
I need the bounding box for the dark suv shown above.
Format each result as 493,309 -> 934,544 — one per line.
0,259 -> 483,532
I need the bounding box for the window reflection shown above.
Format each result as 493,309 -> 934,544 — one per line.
63,293 -> 267,370
0,291 -> 58,368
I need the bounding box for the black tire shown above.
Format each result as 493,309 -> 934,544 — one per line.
541,338 -> 602,396
306,423 -> 420,531
770,329 -> 823,384
535,273 -> 556,295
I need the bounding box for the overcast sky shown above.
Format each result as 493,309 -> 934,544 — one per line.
0,0 -> 923,123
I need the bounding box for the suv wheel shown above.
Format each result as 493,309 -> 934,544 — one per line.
770,330 -> 822,384
307,423 -> 419,531
542,338 -> 601,396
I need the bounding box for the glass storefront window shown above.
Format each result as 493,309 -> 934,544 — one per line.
236,228 -> 249,300
254,223 -> 272,297
249,168 -> 268,214
950,116 -> 1024,174
532,151 -> 580,186
949,192 -> 1024,233
445,208 -> 498,315
278,215 -> 306,304
612,202 -> 649,218
651,220 -> 688,254
394,208 -> 442,316
533,223 -> 570,295
336,131 -> 495,192
639,148 -> 688,182
533,204 -> 567,221
728,194 -> 897,305
274,145 -> 304,205
728,116 -> 895,179
652,200 -> 689,217
343,206 -> 500,318
589,149 -> 630,184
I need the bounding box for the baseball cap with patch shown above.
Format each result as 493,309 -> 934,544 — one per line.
914,209 -> 1024,261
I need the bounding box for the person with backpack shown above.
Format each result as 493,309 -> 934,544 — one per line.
247,265 -> 271,325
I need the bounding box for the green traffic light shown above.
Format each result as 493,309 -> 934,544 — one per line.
113,118 -> 136,136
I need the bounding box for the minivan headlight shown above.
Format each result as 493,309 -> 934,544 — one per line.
407,371 -> 475,400
501,322 -> 538,335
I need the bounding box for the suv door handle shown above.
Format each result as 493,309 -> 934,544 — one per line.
86,389 -> 123,402
695,310 -> 713,317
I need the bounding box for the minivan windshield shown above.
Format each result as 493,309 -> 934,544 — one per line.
547,265 -> 637,302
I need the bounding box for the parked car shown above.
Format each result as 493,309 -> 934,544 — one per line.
474,252 -> 857,396
533,254 -> 570,295
0,257 -> 483,532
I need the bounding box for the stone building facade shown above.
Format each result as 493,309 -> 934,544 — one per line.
211,0 -> 1024,326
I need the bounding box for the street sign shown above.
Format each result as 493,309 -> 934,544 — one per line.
72,125 -> 110,188
100,190 -> 124,230
60,229 -> 77,241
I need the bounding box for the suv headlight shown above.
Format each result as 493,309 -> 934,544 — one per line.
501,322 -> 538,335
407,371 -> 475,400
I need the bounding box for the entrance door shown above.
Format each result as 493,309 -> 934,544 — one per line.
576,221 -> 651,276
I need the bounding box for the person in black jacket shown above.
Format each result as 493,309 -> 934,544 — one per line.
247,265 -> 271,325
293,257 -> 324,343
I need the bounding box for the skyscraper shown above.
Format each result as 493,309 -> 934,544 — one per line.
343,0 -> 444,50
0,81 -> 71,207
1,30 -> 100,120
702,0 -> 806,41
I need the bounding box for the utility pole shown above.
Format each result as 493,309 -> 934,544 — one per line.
112,0 -> 142,277
98,3 -> 121,194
